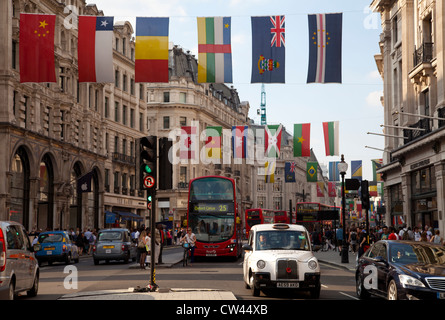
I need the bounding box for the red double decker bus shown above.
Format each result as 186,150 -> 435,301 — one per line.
245,208 -> 274,237
295,202 -> 340,231
274,210 -> 290,224
187,176 -> 242,259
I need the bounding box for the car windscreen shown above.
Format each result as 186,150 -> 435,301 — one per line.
255,230 -> 310,251
390,243 -> 445,264
39,234 -> 64,243
98,231 -> 123,242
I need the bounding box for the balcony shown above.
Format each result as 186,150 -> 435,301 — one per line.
112,152 -> 135,166
403,118 -> 431,144
413,42 -> 433,67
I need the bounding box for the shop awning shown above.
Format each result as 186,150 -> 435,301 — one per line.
116,211 -> 143,221
105,211 -> 118,224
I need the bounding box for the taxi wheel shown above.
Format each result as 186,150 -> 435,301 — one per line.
249,275 -> 260,297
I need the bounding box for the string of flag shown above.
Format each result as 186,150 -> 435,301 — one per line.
18,12 -> 343,84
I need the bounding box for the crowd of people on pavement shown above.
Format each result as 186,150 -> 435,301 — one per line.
311,223 -> 444,256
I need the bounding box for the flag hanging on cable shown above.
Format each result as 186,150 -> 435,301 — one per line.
205,126 -> 222,159
285,162 -> 296,183
19,13 -> 56,83
351,160 -> 363,182
265,160 -> 276,183
328,182 -> 337,197
307,13 -> 342,84
293,123 -> 311,157
251,15 -> 285,83
307,161 -> 318,182
329,161 -> 340,181
180,126 -> 197,160
197,17 -> 232,83
265,124 -> 282,158
372,159 -> 383,182
77,171 -> 93,193
135,17 -> 169,83
322,121 -> 339,156
78,16 -> 114,83
232,126 -> 248,159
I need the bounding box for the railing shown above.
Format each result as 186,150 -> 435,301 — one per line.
403,118 -> 431,144
413,42 -> 434,67
112,152 -> 135,166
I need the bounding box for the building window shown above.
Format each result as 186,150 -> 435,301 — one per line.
163,92 -> 170,102
179,92 -> 186,103
180,116 -> 187,126
130,109 -> 135,128
122,105 -> 127,125
163,116 -> 170,129
114,102 -> 119,122
115,70 -> 119,88
123,74 -> 127,92
180,167 -> 187,183
104,97 -> 109,118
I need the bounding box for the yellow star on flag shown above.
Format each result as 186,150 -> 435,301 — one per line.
39,20 -> 49,28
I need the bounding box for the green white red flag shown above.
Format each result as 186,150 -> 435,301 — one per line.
322,121 -> 339,156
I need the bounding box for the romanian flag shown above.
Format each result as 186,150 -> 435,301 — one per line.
19,13 -> 56,83
307,13 -> 342,83
205,126 -> 222,159
197,17 -> 232,83
135,17 -> 169,83
293,123 -> 310,157
322,121 -> 339,156
78,16 -> 114,83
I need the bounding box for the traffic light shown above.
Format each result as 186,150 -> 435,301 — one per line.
158,137 -> 172,190
139,136 -> 157,190
147,193 -> 153,210
361,180 -> 370,211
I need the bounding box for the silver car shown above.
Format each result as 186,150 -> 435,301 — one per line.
0,221 -> 39,300
93,228 -> 137,265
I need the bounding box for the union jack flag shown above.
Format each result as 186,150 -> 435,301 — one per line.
270,15 -> 285,47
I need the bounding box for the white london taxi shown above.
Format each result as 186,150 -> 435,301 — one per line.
243,223 -> 321,298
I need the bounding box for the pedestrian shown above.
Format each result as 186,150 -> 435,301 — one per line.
336,225 -> 344,254
88,231 -> 96,254
413,226 -> 422,241
349,227 -> 358,254
138,230 -> 148,269
156,224 -> 165,264
358,228 -> 368,257
380,226 -> 389,240
388,226 -> 399,240
420,231 -> 428,242
430,229 -> 444,245
76,232 -> 85,255
180,227 -> 196,266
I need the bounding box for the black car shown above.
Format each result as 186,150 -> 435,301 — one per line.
356,240 -> 445,300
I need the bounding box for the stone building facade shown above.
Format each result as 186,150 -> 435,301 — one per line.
371,0 -> 445,233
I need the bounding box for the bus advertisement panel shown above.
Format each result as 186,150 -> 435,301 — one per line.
187,176 -> 241,258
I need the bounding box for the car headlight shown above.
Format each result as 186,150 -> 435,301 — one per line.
308,259 -> 318,270
257,260 -> 266,269
399,275 -> 425,288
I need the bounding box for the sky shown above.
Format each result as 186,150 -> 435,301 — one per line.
86,0 -> 384,181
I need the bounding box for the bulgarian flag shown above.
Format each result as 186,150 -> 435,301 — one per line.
322,121 -> 339,156
293,123 -> 311,157
205,126 -> 222,159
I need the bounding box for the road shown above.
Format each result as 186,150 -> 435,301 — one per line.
15,246 -> 365,301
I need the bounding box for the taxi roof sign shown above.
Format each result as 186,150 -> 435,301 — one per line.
272,223 -> 290,230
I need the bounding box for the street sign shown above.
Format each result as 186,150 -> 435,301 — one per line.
143,175 -> 155,189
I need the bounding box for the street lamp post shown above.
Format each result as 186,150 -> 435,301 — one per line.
338,154 -> 349,264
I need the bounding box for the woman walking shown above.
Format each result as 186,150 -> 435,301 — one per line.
138,230 -> 148,269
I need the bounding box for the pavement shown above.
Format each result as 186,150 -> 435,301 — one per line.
61,245 -> 356,300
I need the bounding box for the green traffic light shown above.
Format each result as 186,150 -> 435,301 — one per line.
142,164 -> 152,173
147,195 -> 152,202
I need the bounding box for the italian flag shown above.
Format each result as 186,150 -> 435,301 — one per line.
322,121 -> 339,156
293,123 -> 311,157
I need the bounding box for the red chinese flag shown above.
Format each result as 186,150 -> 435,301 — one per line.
19,14 -> 56,83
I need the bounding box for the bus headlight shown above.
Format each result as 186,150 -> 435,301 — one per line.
257,260 -> 266,269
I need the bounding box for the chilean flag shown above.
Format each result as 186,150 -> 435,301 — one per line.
78,16 -> 114,83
